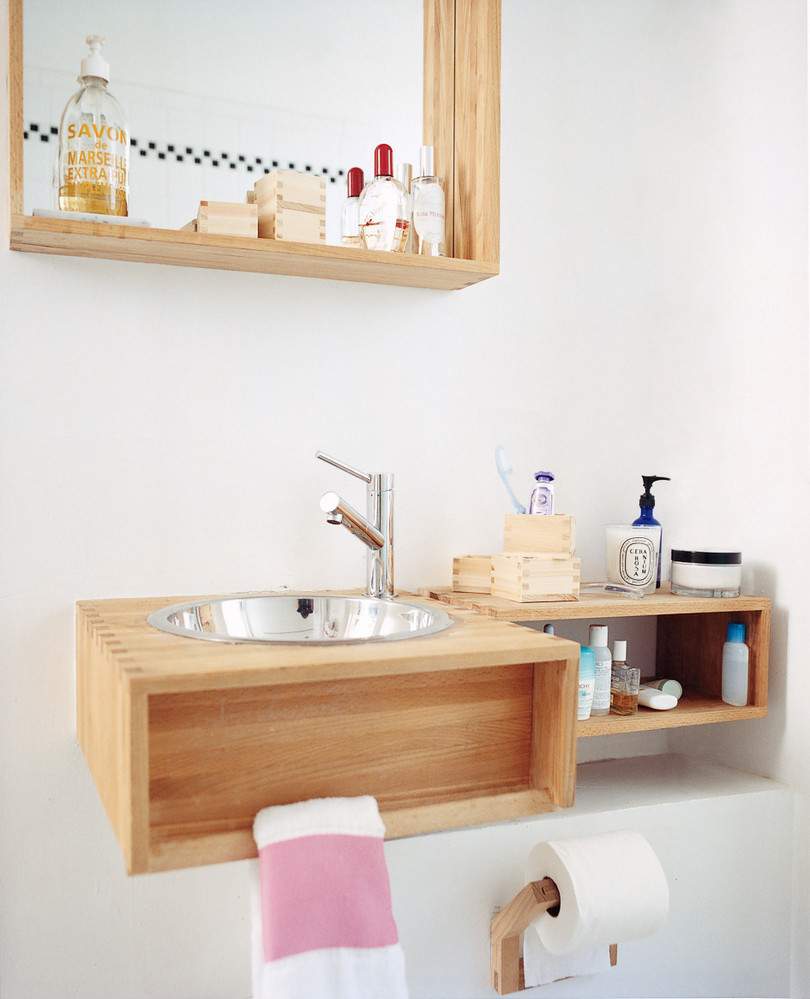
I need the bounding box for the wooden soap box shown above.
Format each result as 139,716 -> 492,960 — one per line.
453,555 -> 492,593
181,201 -> 258,238
503,514 -> 575,556
491,554 -> 580,603
453,515 -> 579,602
254,169 -> 326,243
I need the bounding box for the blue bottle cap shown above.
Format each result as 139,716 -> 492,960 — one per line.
726,622 -> 746,643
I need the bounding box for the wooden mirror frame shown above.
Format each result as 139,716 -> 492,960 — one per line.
5,0 -> 499,290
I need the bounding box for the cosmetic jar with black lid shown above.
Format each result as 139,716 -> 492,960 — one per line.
670,550 -> 742,597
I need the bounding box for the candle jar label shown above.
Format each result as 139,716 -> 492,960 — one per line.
619,537 -> 656,587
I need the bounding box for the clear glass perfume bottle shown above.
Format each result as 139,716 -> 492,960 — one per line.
358,144 -> 409,252
395,162 -> 413,253
340,167 -> 364,247
411,144 -> 445,256
56,35 -> 129,216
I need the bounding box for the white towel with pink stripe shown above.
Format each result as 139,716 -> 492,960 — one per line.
250,796 -> 409,999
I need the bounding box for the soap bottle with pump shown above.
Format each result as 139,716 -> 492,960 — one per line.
411,144 -> 445,255
632,475 -> 670,588
340,167 -> 364,247
56,35 -> 129,216
358,144 -> 410,252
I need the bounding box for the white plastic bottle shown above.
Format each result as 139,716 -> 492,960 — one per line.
721,623 -> 749,706
588,624 -> 612,716
56,35 -> 129,216
577,646 -> 595,721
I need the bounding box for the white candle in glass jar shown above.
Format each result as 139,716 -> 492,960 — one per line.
605,524 -> 661,595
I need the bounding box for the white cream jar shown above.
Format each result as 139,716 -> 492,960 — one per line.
670,549 -> 742,597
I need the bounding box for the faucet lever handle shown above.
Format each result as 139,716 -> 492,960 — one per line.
316,450 -> 372,484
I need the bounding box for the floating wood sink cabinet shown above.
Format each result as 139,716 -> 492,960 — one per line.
76,594 -> 579,874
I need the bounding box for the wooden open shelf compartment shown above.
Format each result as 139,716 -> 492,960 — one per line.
427,588 -> 770,737
76,593 -> 579,874
6,0 -> 501,290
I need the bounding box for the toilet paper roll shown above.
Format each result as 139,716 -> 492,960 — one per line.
525,830 -> 669,956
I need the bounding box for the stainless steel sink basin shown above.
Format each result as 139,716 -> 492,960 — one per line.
147,593 -> 453,645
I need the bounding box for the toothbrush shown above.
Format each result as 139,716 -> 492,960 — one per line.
495,445 -> 527,514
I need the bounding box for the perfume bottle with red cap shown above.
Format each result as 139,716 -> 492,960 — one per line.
358,144 -> 410,252
340,167 -> 364,247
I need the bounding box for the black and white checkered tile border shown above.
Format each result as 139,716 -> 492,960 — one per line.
25,122 -> 346,183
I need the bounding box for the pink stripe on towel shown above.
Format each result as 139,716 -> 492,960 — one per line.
258,833 -> 400,961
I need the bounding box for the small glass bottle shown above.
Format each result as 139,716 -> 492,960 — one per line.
610,639 -> 640,715
721,623 -> 749,706
56,35 -> 129,216
411,144 -> 445,255
358,144 -> 410,252
340,167 -> 364,247
529,471 -> 555,514
395,162 -> 413,253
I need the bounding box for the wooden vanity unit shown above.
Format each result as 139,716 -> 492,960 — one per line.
76,593 -> 579,874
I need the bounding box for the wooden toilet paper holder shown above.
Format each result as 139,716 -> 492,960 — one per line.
490,877 -> 618,994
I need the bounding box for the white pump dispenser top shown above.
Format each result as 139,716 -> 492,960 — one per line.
80,35 -> 110,82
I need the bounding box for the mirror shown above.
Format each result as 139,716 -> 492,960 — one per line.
22,0 -> 423,240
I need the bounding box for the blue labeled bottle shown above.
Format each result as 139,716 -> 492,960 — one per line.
632,475 -> 670,588
577,646 -> 596,721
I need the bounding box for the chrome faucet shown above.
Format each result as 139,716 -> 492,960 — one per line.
316,450 -> 395,598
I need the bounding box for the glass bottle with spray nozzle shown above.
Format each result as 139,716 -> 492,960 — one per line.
358,144 -> 410,252
56,35 -> 129,216
340,167 -> 364,248
411,144 -> 445,256
395,162 -> 413,253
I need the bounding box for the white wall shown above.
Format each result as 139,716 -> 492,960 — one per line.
1,2 -> 808,997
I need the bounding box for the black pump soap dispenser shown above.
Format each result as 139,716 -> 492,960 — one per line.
632,475 -> 670,588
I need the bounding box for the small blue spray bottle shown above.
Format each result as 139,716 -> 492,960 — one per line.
632,475 -> 670,588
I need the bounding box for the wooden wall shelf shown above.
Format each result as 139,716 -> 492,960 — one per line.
6,0 -> 501,289
76,593 -> 578,874
8,213 -> 498,289
427,588 -> 770,737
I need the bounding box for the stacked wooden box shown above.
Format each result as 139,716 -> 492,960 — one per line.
182,200 -> 259,237
254,169 -> 326,243
453,515 -> 580,602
